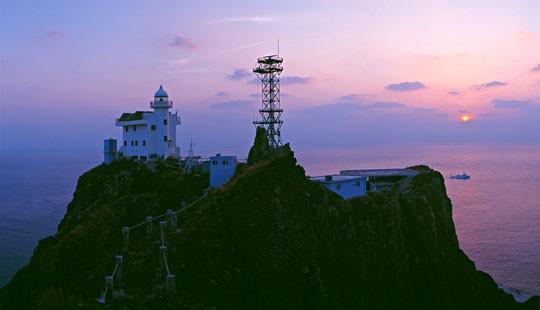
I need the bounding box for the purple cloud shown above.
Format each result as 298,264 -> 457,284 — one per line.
247,78 -> 259,85
228,69 -> 252,80
210,100 -> 255,109
492,99 -> 538,110
35,31 -> 65,42
473,80 -> 507,90
215,91 -> 229,97
250,92 -> 291,99
385,81 -> 426,92
448,91 -> 459,95
281,76 -> 314,85
210,16 -> 273,24
339,94 -> 361,101
412,107 -> 438,112
169,35 -> 196,49
530,64 -> 540,72
372,101 -> 405,109
484,81 -> 507,87
247,75 -> 313,85
328,98 -> 408,111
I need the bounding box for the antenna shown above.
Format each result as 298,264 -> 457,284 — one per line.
277,38 -> 280,56
188,139 -> 195,157
253,54 -> 284,148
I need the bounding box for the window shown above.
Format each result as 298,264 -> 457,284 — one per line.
356,181 -> 361,187
163,119 -> 168,125
133,126 -> 136,132
159,98 -> 163,102
124,140 -> 127,146
151,125 -> 156,131
223,160 -> 228,165
125,127 -> 128,132
130,140 -> 134,146
163,136 -> 168,141
135,140 -> 138,146
212,160 -> 218,165
140,156 -> 147,161
336,184 -> 342,191
142,140 -> 146,146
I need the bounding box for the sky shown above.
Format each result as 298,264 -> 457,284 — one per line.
1,0 -> 539,156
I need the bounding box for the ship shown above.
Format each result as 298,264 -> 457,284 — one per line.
451,172 -> 471,180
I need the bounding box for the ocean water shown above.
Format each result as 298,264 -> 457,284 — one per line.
1,144 -> 539,297
0,151 -> 101,286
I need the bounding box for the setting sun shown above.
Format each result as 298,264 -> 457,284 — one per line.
460,115 -> 471,123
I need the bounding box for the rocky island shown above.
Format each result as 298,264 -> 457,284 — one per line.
1,134 -> 538,309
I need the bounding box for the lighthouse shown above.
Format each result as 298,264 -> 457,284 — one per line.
113,85 -> 181,161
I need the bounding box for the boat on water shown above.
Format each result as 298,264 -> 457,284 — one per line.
451,172 -> 471,180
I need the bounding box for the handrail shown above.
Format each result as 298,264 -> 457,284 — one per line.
97,191 -> 209,303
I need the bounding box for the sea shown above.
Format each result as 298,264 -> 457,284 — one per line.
1,144 -> 539,298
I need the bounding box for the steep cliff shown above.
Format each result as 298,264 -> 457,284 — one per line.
1,149 -> 538,309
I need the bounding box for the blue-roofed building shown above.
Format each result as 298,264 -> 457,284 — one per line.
309,175 -> 367,199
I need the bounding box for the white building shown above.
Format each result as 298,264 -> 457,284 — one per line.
309,175 -> 367,199
209,154 -> 237,188
116,86 -> 181,161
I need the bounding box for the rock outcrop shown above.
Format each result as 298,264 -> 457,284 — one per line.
1,145 -> 538,309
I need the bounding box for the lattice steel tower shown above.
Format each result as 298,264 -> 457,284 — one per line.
253,55 -> 284,148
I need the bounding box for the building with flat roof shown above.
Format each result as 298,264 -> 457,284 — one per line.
309,175 -> 367,199
340,168 -> 418,178
340,168 -> 418,193
309,169 -> 419,199
209,154 -> 237,188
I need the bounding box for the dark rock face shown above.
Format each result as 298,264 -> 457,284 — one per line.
247,127 -> 292,165
247,127 -> 273,165
1,151 -> 538,309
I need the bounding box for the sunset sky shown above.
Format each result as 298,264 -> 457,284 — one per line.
1,0 -> 539,155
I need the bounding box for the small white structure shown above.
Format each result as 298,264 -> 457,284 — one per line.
103,139 -> 117,164
310,175 -> 367,199
209,154 -> 237,188
115,85 -> 181,161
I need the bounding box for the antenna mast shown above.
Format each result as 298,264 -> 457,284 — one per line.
253,55 -> 284,148
187,140 -> 195,157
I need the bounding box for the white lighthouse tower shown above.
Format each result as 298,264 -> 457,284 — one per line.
114,85 -> 181,161
151,85 -> 177,157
